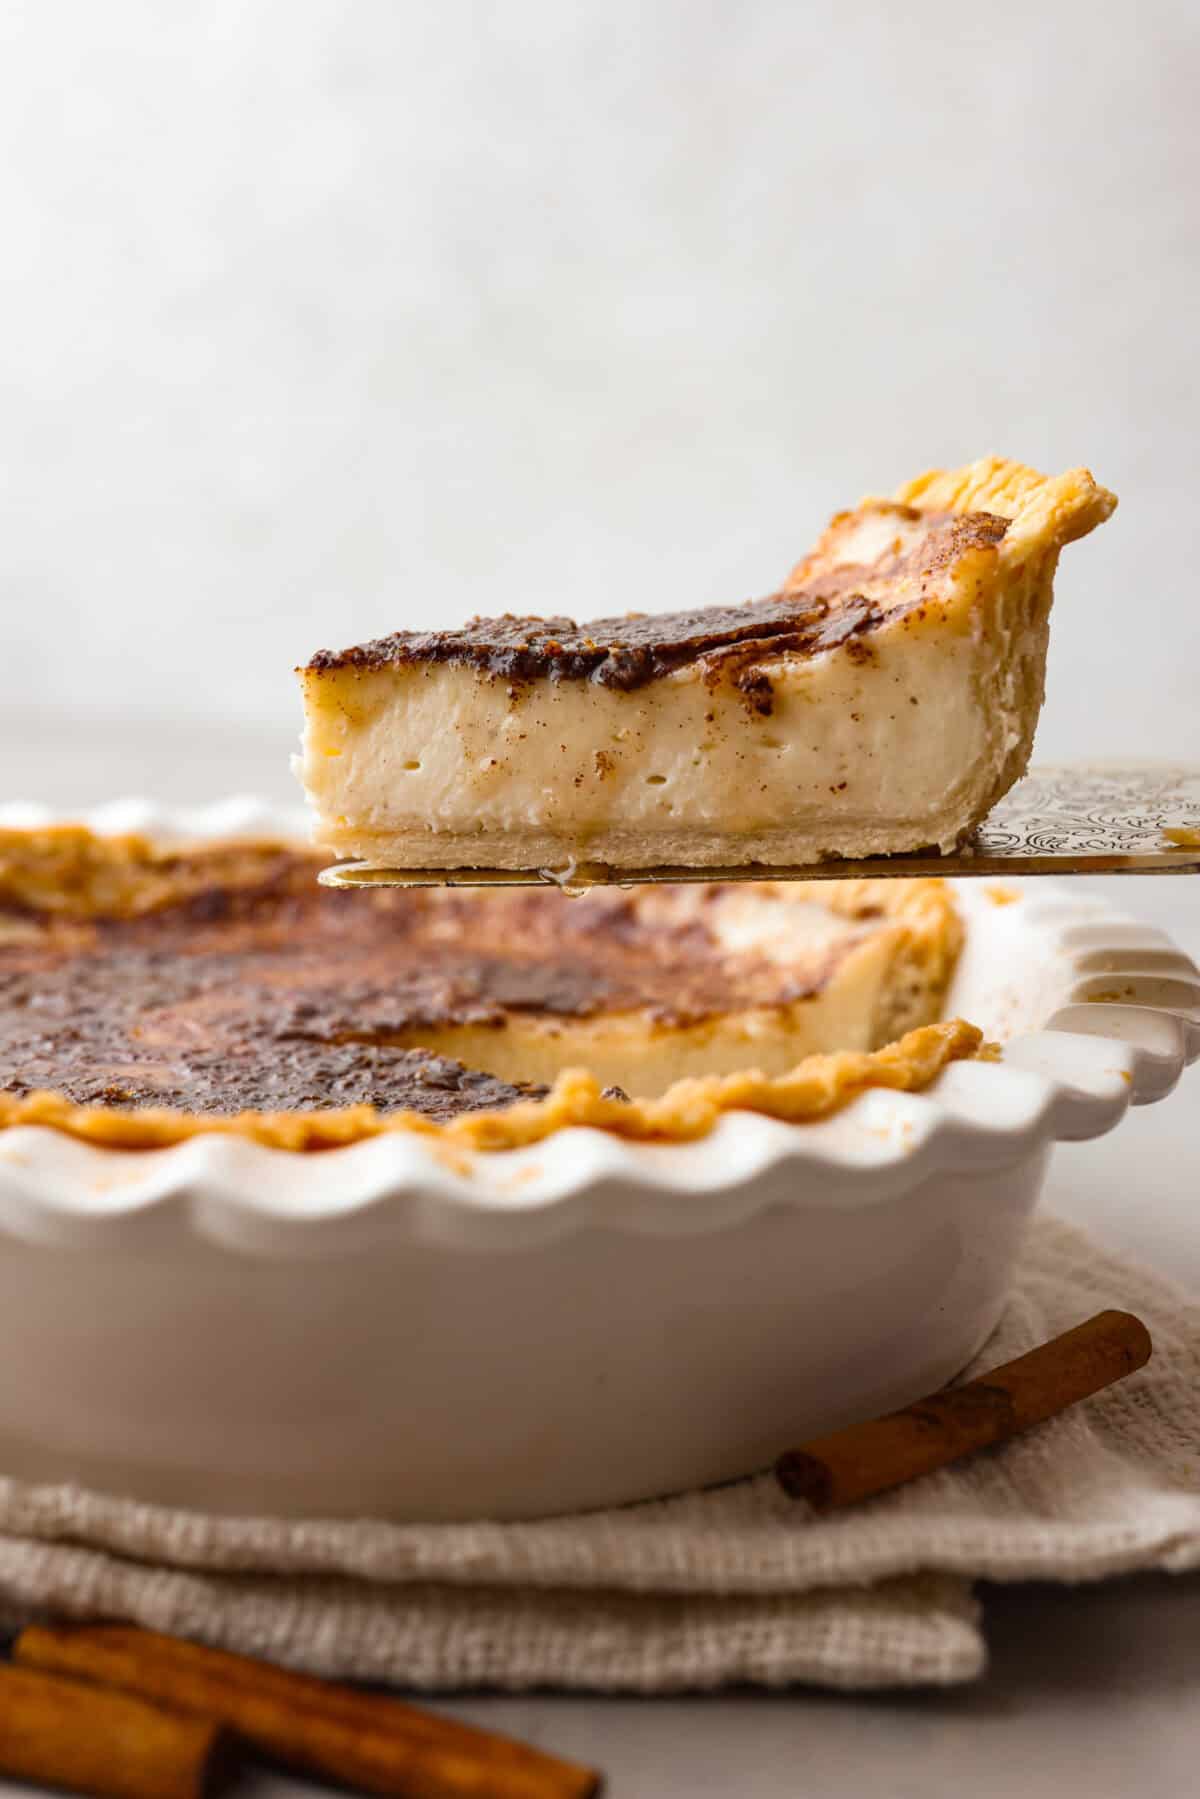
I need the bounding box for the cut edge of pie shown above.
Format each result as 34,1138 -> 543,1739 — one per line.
297,455 -> 1116,872
0,826 -> 981,1156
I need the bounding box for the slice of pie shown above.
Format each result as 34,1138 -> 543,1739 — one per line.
0,828 -> 977,1152
297,456 -> 1115,872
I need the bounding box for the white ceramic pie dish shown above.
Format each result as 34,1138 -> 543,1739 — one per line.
0,799 -> 1196,1522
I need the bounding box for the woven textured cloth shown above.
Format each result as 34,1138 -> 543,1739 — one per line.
0,1214 -> 1196,1691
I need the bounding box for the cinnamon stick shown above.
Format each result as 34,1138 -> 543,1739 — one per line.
13,1623 -> 600,1799
776,1309 -> 1152,1510
0,1662 -> 229,1799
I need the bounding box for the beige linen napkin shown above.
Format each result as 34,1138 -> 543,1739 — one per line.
0,1215 -> 1197,1692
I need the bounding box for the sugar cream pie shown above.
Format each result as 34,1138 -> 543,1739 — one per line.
0,828 -> 977,1152
297,456 -> 1115,872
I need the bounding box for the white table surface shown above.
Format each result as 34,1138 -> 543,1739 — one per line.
3,720 -> 1198,1799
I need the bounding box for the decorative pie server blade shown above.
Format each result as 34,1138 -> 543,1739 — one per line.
318,764 -> 1200,890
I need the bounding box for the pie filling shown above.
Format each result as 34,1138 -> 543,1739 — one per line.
297,457 -> 1116,870
0,829 -> 976,1151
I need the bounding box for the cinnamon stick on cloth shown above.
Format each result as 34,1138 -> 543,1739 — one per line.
0,1662 -> 228,1799
13,1622 -> 600,1799
776,1310 -> 1152,1509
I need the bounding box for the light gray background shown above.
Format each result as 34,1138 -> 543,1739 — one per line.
1,0 -> 1197,777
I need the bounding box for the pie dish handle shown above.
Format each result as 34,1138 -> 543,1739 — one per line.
1043,1003 -> 1198,1102
1000,966 -> 1197,1140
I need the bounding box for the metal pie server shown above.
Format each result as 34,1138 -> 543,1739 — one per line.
318,764 -> 1200,890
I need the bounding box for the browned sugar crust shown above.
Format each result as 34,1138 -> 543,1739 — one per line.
0,852 -> 535,1120
0,841 -> 868,1120
303,509 -> 1009,690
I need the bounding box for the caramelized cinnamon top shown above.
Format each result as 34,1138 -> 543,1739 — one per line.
0,837 -> 865,1119
305,593 -> 881,697
304,508 -> 1008,694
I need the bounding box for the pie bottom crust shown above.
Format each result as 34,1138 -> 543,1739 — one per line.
316,817 -> 979,873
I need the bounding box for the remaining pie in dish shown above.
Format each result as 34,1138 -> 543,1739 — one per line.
297,455 -> 1115,872
0,828 -> 977,1151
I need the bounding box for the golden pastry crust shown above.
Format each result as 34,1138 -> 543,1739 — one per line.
786,456 -> 1117,636
889,456 -> 1117,556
